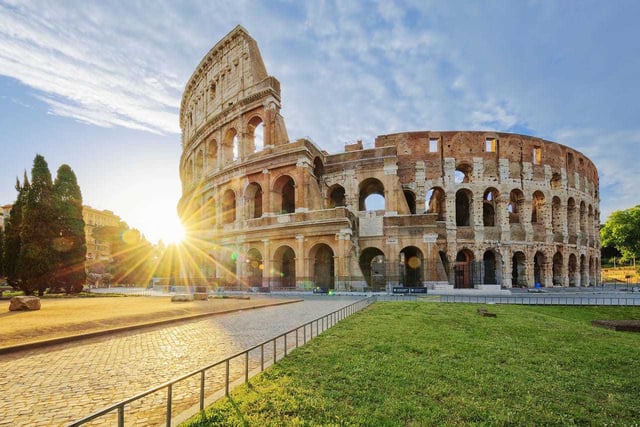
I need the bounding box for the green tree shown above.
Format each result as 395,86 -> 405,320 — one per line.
17,155 -> 58,296
3,175 -> 29,288
53,164 -> 87,293
600,205 -> 640,263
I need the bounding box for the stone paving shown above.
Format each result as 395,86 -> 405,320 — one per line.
0,297 -> 358,427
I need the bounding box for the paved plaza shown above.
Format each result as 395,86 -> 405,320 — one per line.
0,297 -> 357,426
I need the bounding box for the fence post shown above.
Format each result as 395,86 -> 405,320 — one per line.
199,371 -> 205,411
284,334 -> 288,357
260,344 -> 264,371
166,384 -> 172,427
225,359 -> 230,396
273,339 -> 277,364
118,404 -> 124,427
245,352 -> 249,384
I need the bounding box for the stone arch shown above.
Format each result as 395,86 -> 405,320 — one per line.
310,243 -> 335,289
313,157 -> 324,186
222,128 -> 239,164
534,251 -> 546,287
508,189 -> 525,223
552,196 -> 563,241
550,172 -> 562,190
359,178 -> 385,211
579,201 -> 587,234
195,150 -> 204,181
567,198 -> 578,240
553,252 -> 564,286
273,175 -> 296,214
247,115 -> 264,153
207,137 -> 218,171
568,253 -> 578,287
483,249 -> 501,285
246,248 -> 263,288
580,254 -> 587,287
454,163 -> 472,184
566,152 -> 576,187
531,191 -> 545,224
273,245 -> 296,288
359,247 -> 386,290
483,187 -> 499,226
455,189 -> 473,226
244,182 -> 263,219
425,187 -> 446,220
588,204 -> 594,240
512,251 -> 527,287
454,249 -> 474,289
222,189 -> 236,224
186,157 -> 194,184
404,190 -> 416,214
400,246 -> 424,287
327,184 -> 346,208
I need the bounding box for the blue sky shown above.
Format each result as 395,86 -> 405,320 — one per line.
1,0 -> 639,243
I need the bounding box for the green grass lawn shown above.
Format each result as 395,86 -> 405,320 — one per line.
183,303 -> 640,426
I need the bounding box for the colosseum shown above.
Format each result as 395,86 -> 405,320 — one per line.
178,26 -> 601,292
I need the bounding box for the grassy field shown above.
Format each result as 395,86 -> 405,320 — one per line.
0,296 -> 292,348
184,302 -> 640,426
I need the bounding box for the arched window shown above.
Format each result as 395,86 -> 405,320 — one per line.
328,185 -> 346,208
310,244 -> 335,289
455,189 -> 473,226
273,246 -> 296,288
359,247 -> 386,291
483,188 -> 499,226
454,249 -> 474,288
207,137 -> 218,171
222,189 -> 236,224
404,190 -> 416,214
550,173 -> 562,190
567,198 -> 578,238
247,116 -> 264,153
508,189 -> 525,224
512,251 -> 527,287
359,178 -> 385,211
245,183 -> 263,219
274,175 -> 295,214
553,252 -> 563,286
425,187 -> 445,221
534,251 -> 546,287
531,191 -> 545,224
223,128 -> 238,165
483,250 -> 500,284
454,163 -> 472,184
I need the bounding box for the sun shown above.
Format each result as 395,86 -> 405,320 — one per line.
161,219 -> 186,245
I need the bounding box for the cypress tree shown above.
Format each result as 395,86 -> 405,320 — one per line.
3,175 -> 29,288
18,155 -> 57,296
53,164 -> 87,293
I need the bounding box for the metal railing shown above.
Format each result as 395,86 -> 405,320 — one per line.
438,295 -> 640,306
68,297 -> 374,427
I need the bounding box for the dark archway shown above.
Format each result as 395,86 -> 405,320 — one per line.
455,249 -> 474,289
553,252 -> 563,286
359,247 -> 386,291
400,246 -> 423,287
274,246 -> 296,288
425,187 -> 446,220
483,188 -> 499,226
246,248 -> 263,288
274,175 -> 296,214
359,178 -> 385,211
245,182 -> 263,219
222,189 -> 236,224
311,244 -> 335,289
512,251 -> 527,287
534,251 -> 546,287
568,254 -> 578,287
404,190 -> 416,214
483,250 -> 499,284
456,189 -> 473,226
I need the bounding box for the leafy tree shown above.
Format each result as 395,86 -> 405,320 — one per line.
52,164 -> 87,293
3,174 -> 29,288
17,155 -> 58,296
600,206 -> 640,263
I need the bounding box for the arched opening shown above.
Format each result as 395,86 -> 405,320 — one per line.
195,150 -> 204,181
588,205 -> 594,240
359,247 -> 386,291
222,128 -> 238,165
580,254 -> 587,287
400,246 -> 423,287
207,138 -> 218,171
553,252 -> 563,286
222,189 -> 236,224
454,163 -> 472,184
568,254 -> 578,287
244,183 -> 263,219
589,257 -> 596,286
273,175 -> 296,214
567,198 -> 578,239
455,189 -> 473,226
512,251 -> 527,288
274,246 -> 296,288
328,184 -> 346,208
313,158 -> 324,186
483,188 -> 499,226
425,187 -> 445,221
246,248 -> 263,288
454,249 -> 474,289
185,158 -> 194,184
534,251 -> 546,287
404,190 -> 416,214
508,189 -> 525,224
552,196 -> 562,241
247,116 -> 264,153
550,173 -> 562,190
579,201 -> 587,234
311,244 -> 335,289
222,248 -> 238,287
483,250 -> 500,284
359,178 -> 385,211
531,191 -> 545,224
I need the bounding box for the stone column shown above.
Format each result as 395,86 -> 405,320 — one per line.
296,234 -> 305,288
262,239 -> 270,289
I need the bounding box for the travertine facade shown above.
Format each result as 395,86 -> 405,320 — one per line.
178,26 -> 600,290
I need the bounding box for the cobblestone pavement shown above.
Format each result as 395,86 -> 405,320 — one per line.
0,297 -> 359,426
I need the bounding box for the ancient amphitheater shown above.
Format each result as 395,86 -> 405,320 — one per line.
178,26 -> 600,291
